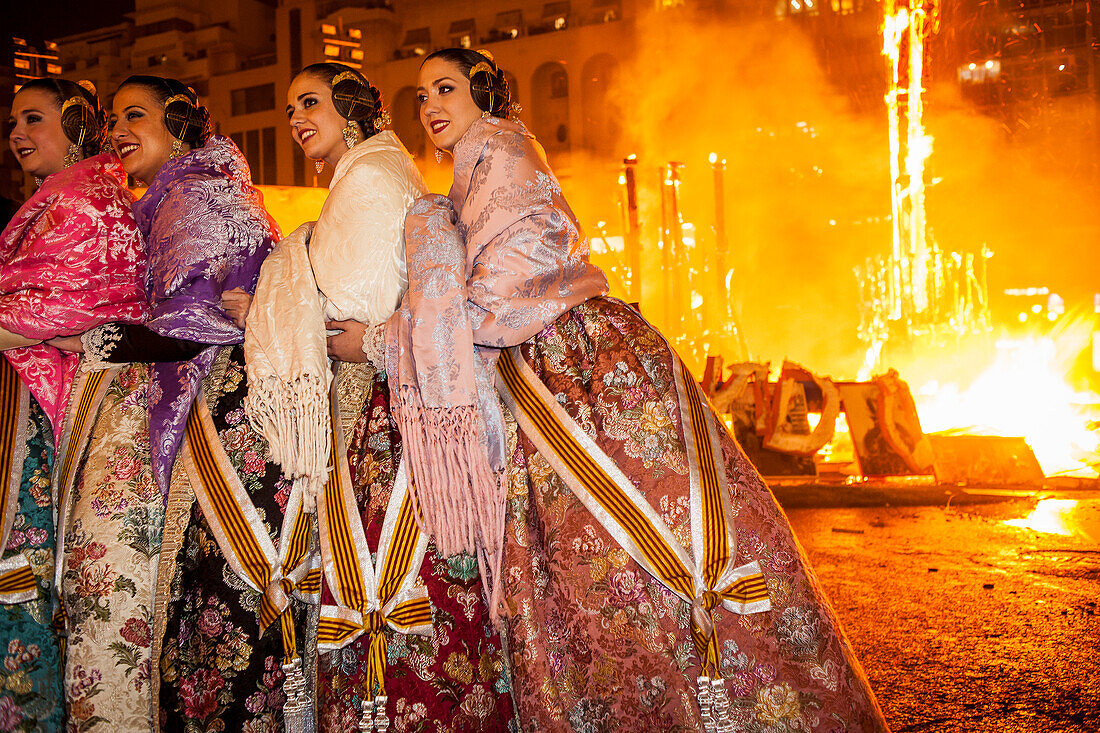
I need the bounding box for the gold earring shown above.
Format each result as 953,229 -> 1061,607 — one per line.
63,142 -> 81,168
169,139 -> 184,159
314,159 -> 325,173
342,120 -> 360,149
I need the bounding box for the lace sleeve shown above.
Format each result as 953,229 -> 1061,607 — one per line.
80,323 -> 125,372
360,322 -> 388,375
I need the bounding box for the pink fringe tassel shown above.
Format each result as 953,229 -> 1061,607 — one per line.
393,387 -> 508,624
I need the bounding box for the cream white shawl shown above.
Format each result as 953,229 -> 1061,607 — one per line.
245,131 -> 426,504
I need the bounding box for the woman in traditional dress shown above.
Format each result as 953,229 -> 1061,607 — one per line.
50,75 -> 278,731
238,61 -> 516,733
384,48 -> 891,732
0,78 -> 148,732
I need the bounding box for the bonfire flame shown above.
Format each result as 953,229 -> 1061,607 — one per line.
915,331 -> 1100,478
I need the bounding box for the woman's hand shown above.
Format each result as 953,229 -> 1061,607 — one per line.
221,287 -> 253,329
47,335 -> 84,353
326,320 -> 369,363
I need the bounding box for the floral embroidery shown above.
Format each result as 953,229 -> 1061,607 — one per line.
159,347 -> 305,733
502,298 -> 887,731
63,364 -> 160,730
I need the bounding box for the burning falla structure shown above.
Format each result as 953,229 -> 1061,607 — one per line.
580,0 -> 1099,484
857,0 -> 993,369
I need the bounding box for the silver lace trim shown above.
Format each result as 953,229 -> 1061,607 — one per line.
360,323 -> 387,376
79,323 -> 124,373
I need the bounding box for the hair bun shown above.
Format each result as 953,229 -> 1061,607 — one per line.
164,93 -> 210,144
468,55 -> 510,118
60,95 -> 98,147
331,70 -> 380,123
76,79 -> 98,96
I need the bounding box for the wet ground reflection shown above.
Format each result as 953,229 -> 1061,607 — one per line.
1004,499 -> 1080,536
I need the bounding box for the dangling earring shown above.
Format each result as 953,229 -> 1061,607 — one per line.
169,138 -> 184,159
342,120 -> 360,149
314,159 -> 325,174
63,142 -> 81,168
435,148 -> 443,164
34,176 -> 44,188
481,110 -> 491,119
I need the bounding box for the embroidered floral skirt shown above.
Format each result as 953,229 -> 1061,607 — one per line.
317,366 -> 517,733
62,364 -> 162,732
0,395 -> 64,731
157,346 -> 310,733
500,297 -> 888,732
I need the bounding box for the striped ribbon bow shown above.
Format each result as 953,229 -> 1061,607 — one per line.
496,345 -> 771,733
316,373 -> 432,733
180,395 -> 320,733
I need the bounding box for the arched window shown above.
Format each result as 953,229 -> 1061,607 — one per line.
531,61 -> 570,153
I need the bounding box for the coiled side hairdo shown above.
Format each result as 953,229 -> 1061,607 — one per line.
422,48 -> 512,119
300,62 -> 386,139
16,78 -> 107,159
117,75 -> 212,147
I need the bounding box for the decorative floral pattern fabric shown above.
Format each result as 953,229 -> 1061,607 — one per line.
317,369 -> 517,733
131,135 -> 279,497
62,364 -> 162,732
502,298 -> 888,731
158,346 -> 306,733
0,397 -> 64,731
0,153 -> 148,438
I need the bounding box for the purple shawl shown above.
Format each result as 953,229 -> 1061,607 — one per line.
387,118 -> 607,606
134,135 -> 279,497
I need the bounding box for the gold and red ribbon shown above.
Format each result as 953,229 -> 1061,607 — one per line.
179,394 -> 318,731
0,358 -> 35,604
496,345 -> 769,707
315,371 -> 431,730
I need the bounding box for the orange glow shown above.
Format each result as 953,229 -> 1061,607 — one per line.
912,326 -> 1100,478
1004,499 -> 1079,535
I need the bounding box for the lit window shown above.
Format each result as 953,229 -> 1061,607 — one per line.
554,16 -> 566,29
350,48 -> 364,60
13,58 -> 29,70
459,34 -> 472,48
324,44 -> 340,57
46,63 -> 62,75
348,28 -> 362,39
413,46 -> 426,55
321,23 -> 337,35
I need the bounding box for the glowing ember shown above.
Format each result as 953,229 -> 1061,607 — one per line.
1004,499 -> 1080,536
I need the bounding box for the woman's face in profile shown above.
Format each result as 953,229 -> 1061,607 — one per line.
417,57 -> 482,154
8,88 -> 70,179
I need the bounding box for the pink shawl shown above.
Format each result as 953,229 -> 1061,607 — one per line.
387,118 -> 606,604
0,153 -> 148,438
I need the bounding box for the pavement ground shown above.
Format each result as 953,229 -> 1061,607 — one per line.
786,489 -> 1100,733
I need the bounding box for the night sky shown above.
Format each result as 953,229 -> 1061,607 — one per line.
4,0 -> 134,43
